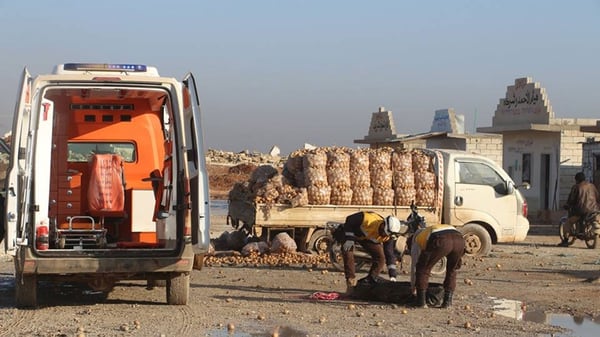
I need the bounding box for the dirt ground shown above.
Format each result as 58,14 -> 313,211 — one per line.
0,163 -> 599,337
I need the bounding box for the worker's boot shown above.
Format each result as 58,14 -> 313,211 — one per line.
415,289 -> 428,308
441,291 -> 453,308
345,278 -> 357,296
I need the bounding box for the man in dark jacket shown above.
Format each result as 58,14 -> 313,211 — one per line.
558,172 -> 600,247
341,211 -> 407,294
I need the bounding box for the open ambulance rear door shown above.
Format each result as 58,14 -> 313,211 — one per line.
181,73 -> 211,253
3,68 -> 33,255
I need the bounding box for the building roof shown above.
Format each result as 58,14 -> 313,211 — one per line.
478,123 -> 586,134
354,131 -> 499,145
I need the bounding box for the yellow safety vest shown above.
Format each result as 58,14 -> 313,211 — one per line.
357,212 -> 390,243
414,224 -> 456,250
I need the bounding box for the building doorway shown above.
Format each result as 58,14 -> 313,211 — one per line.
540,154 -> 551,210
593,154 -> 600,192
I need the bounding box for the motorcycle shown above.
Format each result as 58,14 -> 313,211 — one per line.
327,202 -> 447,275
558,211 -> 600,249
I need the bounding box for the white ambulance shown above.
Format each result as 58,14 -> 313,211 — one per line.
1,63 -> 211,307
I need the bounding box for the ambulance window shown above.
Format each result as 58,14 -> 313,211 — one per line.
68,142 -> 136,162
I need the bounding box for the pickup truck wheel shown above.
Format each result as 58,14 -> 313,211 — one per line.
308,229 -> 334,254
459,223 -> 492,256
167,273 -> 189,305
328,242 -> 368,271
15,274 -> 37,308
328,242 -> 344,271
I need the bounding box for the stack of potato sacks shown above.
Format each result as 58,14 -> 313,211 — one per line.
350,149 -> 372,205
250,146 -> 437,208
370,148 -> 394,205
303,149 -> 330,205
412,150 -> 437,207
392,150 -> 416,205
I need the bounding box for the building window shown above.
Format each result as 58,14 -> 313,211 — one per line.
522,153 -> 531,184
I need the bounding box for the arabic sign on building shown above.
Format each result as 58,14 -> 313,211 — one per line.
493,77 -> 554,126
364,107 -> 397,140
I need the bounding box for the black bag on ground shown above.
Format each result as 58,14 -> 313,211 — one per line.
352,277 -> 444,306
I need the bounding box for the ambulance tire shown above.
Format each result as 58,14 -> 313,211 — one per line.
459,223 -> 492,257
167,273 -> 189,305
15,273 -> 37,308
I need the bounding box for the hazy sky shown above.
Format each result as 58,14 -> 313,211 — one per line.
1,1 -> 599,155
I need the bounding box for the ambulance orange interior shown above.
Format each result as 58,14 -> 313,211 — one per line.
46,87 -> 172,248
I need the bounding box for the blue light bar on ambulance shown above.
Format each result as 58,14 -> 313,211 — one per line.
63,63 -> 147,72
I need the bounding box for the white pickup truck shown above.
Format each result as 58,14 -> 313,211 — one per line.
229,148 -> 530,257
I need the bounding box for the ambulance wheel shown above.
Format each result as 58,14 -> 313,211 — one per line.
459,223 -> 492,257
167,273 -> 189,305
15,274 -> 37,308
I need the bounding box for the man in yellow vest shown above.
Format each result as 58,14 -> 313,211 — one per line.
341,211 -> 407,294
410,224 -> 465,308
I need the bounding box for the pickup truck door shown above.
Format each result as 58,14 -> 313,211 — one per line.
181,73 -> 211,252
3,68 -> 32,254
452,159 -> 517,239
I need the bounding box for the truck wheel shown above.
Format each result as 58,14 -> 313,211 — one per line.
328,242 -> 368,271
15,274 -> 38,308
308,229 -> 334,254
459,223 -> 492,256
328,242 -> 344,271
167,273 -> 189,305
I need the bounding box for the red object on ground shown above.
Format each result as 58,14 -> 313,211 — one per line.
309,292 -> 341,301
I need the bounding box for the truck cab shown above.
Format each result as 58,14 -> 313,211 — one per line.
438,149 -> 530,255
2,63 -> 211,307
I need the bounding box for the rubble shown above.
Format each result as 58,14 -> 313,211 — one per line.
206,149 -> 285,166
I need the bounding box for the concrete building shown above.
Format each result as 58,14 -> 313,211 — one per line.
354,107 -> 503,165
478,77 -> 598,216
580,124 -> 600,193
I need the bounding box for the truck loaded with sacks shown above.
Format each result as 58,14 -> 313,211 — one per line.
228,146 -> 530,257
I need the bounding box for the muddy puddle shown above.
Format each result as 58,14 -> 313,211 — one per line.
492,297 -> 600,337
208,325 -> 307,337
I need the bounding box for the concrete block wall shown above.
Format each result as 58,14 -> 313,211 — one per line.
465,136 -> 503,166
557,129 -> 597,206
582,141 -> 600,182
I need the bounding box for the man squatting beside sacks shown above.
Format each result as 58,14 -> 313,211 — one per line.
341,211 -> 407,293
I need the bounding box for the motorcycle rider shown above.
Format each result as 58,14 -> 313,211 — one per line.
409,224 -> 466,308
341,211 -> 407,295
558,172 -> 600,247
